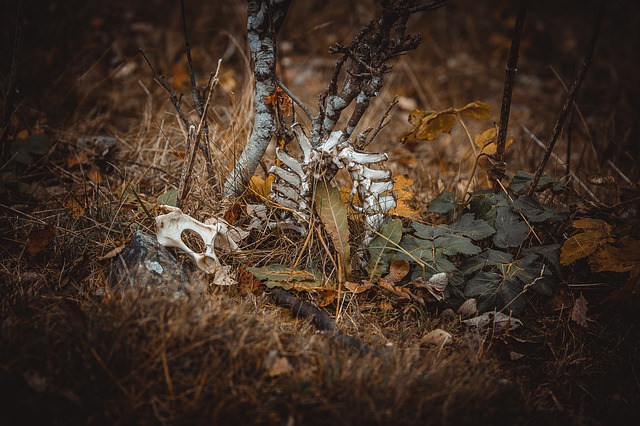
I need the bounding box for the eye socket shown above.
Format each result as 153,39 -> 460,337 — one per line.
180,229 -> 206,253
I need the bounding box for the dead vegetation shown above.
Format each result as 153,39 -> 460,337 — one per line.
1,0 -> 639,424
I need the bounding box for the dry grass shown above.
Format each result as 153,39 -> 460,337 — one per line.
2,0 -> 639,424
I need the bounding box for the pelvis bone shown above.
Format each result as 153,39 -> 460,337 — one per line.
155,205 -> 247,284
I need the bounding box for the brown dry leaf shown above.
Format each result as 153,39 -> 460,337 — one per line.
339,187 -> 359,205
264,87 -> 293,116
25,224 -> 56,257
457,298 -> 478,319
223,202 -> 243,225
316,289 -> 338,307
379,280 -> 410,299
86,167 -> 103,184
474,127 -> 514,154
571,294 -> 589,328
560,218 -> 613,265
263,350 -> 293,377
402,101 -> 491,144
589,236 -> 640,273
344,280 -> 373,294
249,174 -> 275,199
456,101 -> 492,119
550,290 -> 574,311
237,266 -> 263,294
66,151 -> 91,169
383,259 -> 410,284
420,328 -> 452,347
587,174 -> 616,187
379,300 -> 394,312
97,244 -> 125,261
64,197 -> 85,218
389,175 -> 420,218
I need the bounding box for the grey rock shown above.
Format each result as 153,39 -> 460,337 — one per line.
108,231 -> 191,295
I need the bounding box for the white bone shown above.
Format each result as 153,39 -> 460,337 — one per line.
155,206 -> 244,285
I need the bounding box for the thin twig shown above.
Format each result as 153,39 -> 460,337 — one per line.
494,0 -> 528,189
365,96 -> 398,148
529,0 -> 604,195
139,49 -> 191,129
273,74 -> 313,121
1,0 -> 24,162
177,60 -> 222,208
523,125 -> 598,200
180,0 -> 202,115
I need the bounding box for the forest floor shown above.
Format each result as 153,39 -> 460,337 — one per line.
1,0 -> 639,424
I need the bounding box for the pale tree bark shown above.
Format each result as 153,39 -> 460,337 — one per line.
222,0 -> 291,200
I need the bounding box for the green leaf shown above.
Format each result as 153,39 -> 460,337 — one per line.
411,222 -> 446,240
511,195 -> 566,223
11,133 -> 51,165
459,249 -> 513,276
509,170 -> 560,193
434,234 -> 481,256
157,188 -> 179,207
247,265 -> 324,290
465,272 -> 526,314
427,189 -> 456,214
398,236 -> 458,273
523,244 -> 561,276
450,213 -> 496,240
498,254 -> 554,296
366,218 -> 403,279
315,178 -> 351,279
493,207 -> 529,248
469,191 -> 510,225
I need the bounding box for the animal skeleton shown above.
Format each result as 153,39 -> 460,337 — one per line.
270,124 -> 396,246
155,124 -> 396,282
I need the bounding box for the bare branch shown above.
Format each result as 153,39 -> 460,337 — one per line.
529,0 -> 604,195
493,0 -> 528,189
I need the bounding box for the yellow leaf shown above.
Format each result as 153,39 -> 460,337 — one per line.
249,174 -> 274,199
315,178 -> 351,281
456,101 -> 491,119
389,175 -> 420,218
474,127 -> 514,154
589,236 -> 640,273
415,112 -> 457,141
560,218 -> 613,265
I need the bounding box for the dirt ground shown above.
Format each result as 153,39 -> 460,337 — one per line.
1,0 -> 639,424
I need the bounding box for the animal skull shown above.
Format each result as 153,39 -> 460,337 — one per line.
155,205 -> 246,285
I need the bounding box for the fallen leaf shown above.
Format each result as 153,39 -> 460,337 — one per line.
263,350 -> 293,377
249,174 -> 275,199
379,280 -> 413,299
560,218 -> 613,265
389,175 -> 420,218
588,236 -> 640,273
462,311 -> 522,332
315,178 -> 351,280
570,294 -> 589,328
413,272 -> 449,301
382,259 -> 410,285
509,351 -> 525,361
316,289 -> 338,307
97,244 -> 125,261
26,224 -> 56,257
457,298 -> 478,319
344,280 -> 373,294
223,202 -> 243,225
420,328 -> 452,347
237,265 -> 263,294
